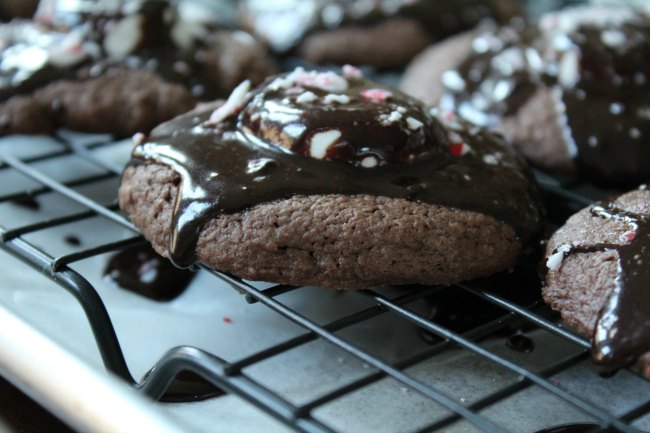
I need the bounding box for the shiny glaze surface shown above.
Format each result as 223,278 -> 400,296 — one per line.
130,69 -> 543,268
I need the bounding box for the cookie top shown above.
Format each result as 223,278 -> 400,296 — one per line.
544,187 -> 650,374
431,5 -> 650,184
239,0 -> 519,54
1,0 -> 271,101
128,67 -> 543,268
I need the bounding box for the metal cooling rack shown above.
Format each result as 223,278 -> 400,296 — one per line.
0,132 -> 649,433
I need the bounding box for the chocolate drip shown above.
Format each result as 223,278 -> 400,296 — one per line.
552,199 -> 650,373
157,371 -> 225,403
140,369 -> 225,403
506,332 -> 535,353
442,8 -> 650,184
103,243 -> 195,301
533,424 -> 600,433
131,71 -> 542,270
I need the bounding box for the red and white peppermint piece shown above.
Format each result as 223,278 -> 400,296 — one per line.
342,64 -> 363,80
207,80 -> 251,125
310,129 -> 341,159
448,142 -> 470,157
360,88 -> 392,102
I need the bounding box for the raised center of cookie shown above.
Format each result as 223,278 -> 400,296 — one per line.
239,66 -> 446,168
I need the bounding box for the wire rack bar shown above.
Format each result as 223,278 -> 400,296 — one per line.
363,289 -> 638,433
1,154 -> 136,232
213,272 -> 512,433
138,346 -> 337,433
0,231 -> 134,383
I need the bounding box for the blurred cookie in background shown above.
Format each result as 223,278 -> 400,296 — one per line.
240,0 -> 522,70
401,4 -> 650,186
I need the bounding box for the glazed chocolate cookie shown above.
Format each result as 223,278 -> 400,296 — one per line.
542,187 -> 650,377
0,0 -> 275,136
119,67 -> 543,289
401,5 -> 650,186
239,0 -> 520,69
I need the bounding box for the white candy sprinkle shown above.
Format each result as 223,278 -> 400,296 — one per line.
442,70 -> 466,92
268,67 -> 348,92
360,156 -> 378,168
610,102 -> 624,115
483,154 -> 499,165
630,128 -> 641,139
296,91 -> 318,104
342,64 -> 363,80
546,244 -> 572,271
558,49 -> 580,87
104,15 -> 143,60
323,94 -> 350,104
309,129 -> 341,159
379,110 -> 402,125
406,117 -> 423,131
601,29 -> 626,48
132,132 -> 145,145
206,80 -> 251,125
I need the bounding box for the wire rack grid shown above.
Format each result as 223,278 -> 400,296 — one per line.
0,132 -> 648,433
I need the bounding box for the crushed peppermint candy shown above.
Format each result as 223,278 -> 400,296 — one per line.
268,67 -> 348,92
284,86 -> 304,95
360,156 -> 378,168
323,94 -> 351,104
406,117 -> 423,130
309,129 -> 341,159
379,110 -> 402,125
206,80 -> 251,125
483,154 -> 500,165
342,64 -> 363,80
449,142 -> 471,156
361,88 -> 392,102
546,244 -> 572,271
621,229 -> 637,243
296,91 -> 318,104
132,132 -> 146,145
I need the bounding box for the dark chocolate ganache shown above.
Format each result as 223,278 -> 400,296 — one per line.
546,189 -> 650,374
129,67 -> 542,269
240,0 -> 519,53
104,243 -> 195,301
533,424 -> 601,433
439,5 -> 650,185
0,0 -> 236,101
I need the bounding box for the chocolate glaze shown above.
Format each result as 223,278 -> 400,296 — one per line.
140,369 -> 225,403
130,69 -> 542,270
506,332 -> 535,353
441,6 -> 650,185
533,424 -> 600,433
104,243 -> 195,301
550,195 -> 650,373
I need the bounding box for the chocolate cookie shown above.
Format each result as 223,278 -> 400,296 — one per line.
401,5 -> 650,186
239,0 -> 521,69
119,67 -> 543,289
0,0 -> 276,136
542,187 -> 650,377
0,69 -> 196,136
